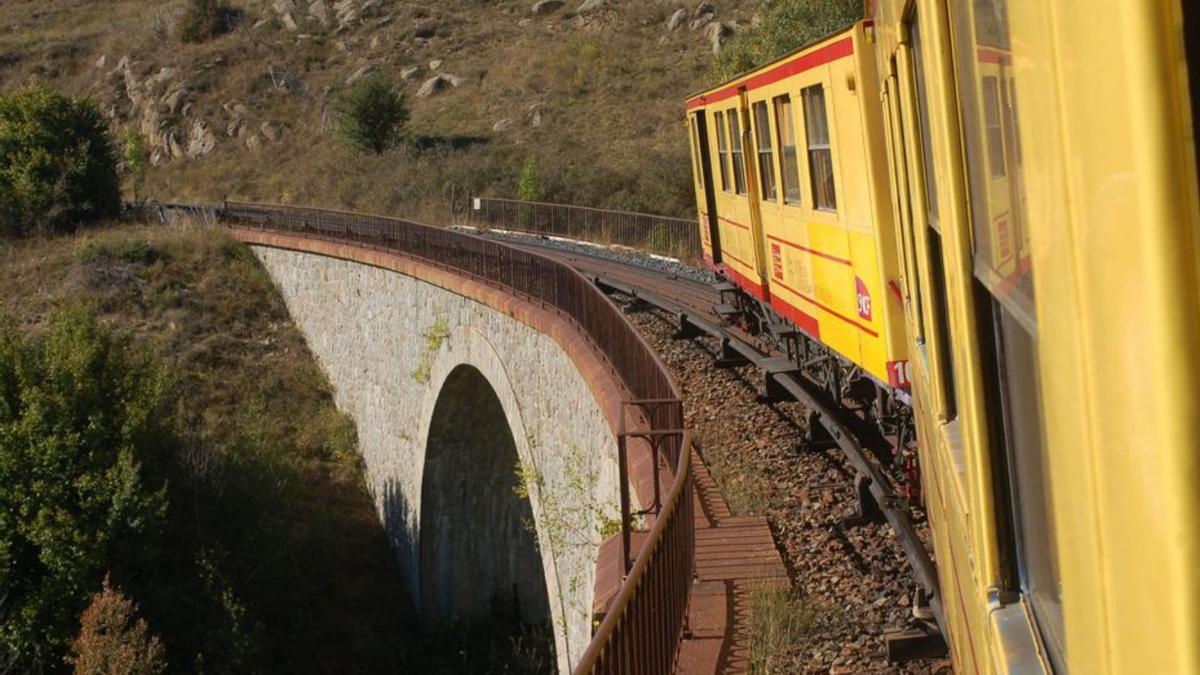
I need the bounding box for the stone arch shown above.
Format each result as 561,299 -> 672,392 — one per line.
418,363 -> 552,631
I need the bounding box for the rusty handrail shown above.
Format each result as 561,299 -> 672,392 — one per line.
463,196 -> 702,261
141,200 -> 695,674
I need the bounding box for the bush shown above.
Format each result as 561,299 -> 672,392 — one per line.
713,0 -> 861,81
337,75 -> 409,155
0,84 -> 120,237
0,307 -> 170,671
70,576 -> 167,675
177,0 -> 238,44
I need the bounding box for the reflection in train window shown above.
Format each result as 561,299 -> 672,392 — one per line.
715,111 -> 730,192
982,76 -> 1006,178
802,84 -> 837,210
951,1 -> 1064,670
753,101 -> 778,201
729,108 -> 748,195
773,95 -> 802,204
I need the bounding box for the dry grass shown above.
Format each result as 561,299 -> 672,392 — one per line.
1,0 -> 758,221
748,586 -> 819,674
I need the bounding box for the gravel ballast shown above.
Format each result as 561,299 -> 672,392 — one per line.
625,308 -> 950,675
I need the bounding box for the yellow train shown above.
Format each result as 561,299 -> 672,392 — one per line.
685,1 -> 1199,673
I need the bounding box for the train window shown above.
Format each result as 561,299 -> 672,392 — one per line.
773,95 -> 802,204
752,101 -> 777,201
728,108 -> 748,195
909,16 -> 939,229
982,76 -> 1006,178
801,84 -> 837,210
715,111 -> 731,192
906,13 -> 956,417
951,1 -> 1064,669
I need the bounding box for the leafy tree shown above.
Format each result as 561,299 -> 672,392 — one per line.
337,75 -> 409,155
69,576 -> 166,675
713,0 -> 862,81
0,307 -> 170,672
0,84 -> 120,237
177,0 -> 238,44
122,129 -> 147,205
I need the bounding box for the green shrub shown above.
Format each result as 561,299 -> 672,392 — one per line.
713,0 -> 862,82
337,75 -> 409,155
122,129 -> 147,204
0,84 -> 120,237
0,307 -> 171,671
177,0 -> 238,44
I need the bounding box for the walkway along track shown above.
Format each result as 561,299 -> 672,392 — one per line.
141,201 -> 700,674
509,241 -> 948,655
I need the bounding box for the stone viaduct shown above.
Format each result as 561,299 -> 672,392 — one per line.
234,229 -> 644,673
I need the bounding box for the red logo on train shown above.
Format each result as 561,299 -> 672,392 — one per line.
855,276 -> 872,321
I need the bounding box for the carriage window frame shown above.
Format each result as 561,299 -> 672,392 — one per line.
728,107 -> 748,195
982,75 -> 1006,178
773,95 -> 803,204
752,100 -> 778,201
689,120 -> 704,190
801,84 -> 837,211
949,2 -> 1065,670
714,110 -> 731,192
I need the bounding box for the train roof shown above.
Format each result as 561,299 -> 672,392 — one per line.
684,21 -> 864,109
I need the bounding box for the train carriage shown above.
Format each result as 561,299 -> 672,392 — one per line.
685,23 -> 912,392
687,1 -> 1200,673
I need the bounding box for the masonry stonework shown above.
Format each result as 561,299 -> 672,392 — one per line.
250,245 -> 623,673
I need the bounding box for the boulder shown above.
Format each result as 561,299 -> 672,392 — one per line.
689,13 -> 712,30
346,63 -> 377,85
400,65 -> 421,80
309,0 -> 330,25
416,73 -> 463,97
492,118 -> 514,132
531,0 -> 564,14
694,2 -> 716,16
94,54 -> 107,69
281,12 -> 299,31
667,8 -> 688,31
245,134 -> 263,152
429,59 -> 442,70
576,0 -> 605,13
261,121 -> 283,142
186,120 -> 217,158
273,0 -> 297,13
527,103 -> 545,127
161,87 -> 188,116
706,20 -> 734,54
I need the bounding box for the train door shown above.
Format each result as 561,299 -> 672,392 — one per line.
739,89 -> 771,289
691,110 -> 723,264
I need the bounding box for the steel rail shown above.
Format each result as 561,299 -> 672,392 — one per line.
134,200 -> 696,675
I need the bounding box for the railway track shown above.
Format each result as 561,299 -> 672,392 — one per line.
501,235 -> 948,662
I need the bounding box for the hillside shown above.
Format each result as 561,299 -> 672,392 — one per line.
0,0 -> 760,221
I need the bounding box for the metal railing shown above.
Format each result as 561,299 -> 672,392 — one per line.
143,200 -> 695,675
462,196 -> 702,262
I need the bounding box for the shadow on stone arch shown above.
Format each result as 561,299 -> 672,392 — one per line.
419,364 -> 554,664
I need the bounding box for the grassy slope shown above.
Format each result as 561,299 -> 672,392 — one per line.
0,0 -> 756,221
0,223 -> 419,672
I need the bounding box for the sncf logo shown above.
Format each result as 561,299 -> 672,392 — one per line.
855,276 -> 872,321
